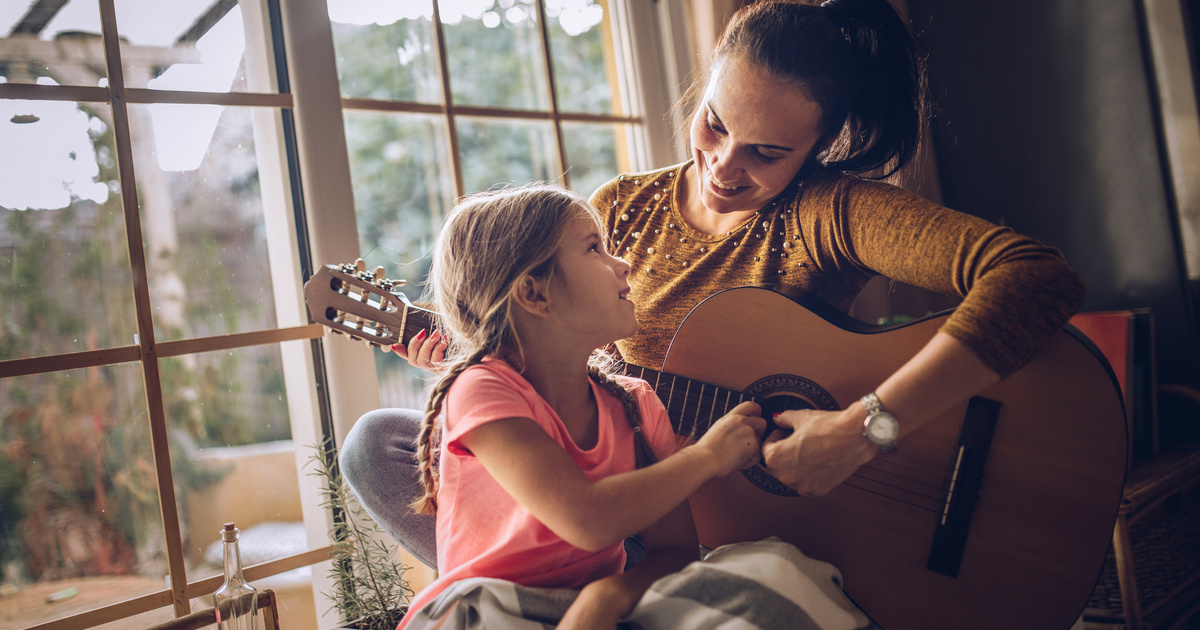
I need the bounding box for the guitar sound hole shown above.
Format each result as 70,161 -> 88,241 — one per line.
759,395 -> 813,441
741,373 -> 839,497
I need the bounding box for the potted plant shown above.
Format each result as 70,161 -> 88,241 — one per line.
308,439 -> 413,630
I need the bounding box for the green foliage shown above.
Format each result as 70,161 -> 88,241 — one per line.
307,439 -> 412,630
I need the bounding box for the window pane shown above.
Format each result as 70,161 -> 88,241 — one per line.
126,104 -> 279,342
458,117 -> 558,193
0,364 -> 166,629
168,346 -> 302,584
0,1 -> 105,87
329,0 -> 442,103
114,1 -> 270,94
344,109 -> 454,274
548,0 -> 615,115
562,121 -> 622,198
1,99 -> 135,359
343,108 -> 455,410
442,0 -> 549,110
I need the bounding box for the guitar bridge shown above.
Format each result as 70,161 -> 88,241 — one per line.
927,396 -> 1001,578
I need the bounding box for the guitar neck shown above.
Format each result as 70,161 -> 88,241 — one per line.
619,363 -> 764,439
304,262 -> 766,437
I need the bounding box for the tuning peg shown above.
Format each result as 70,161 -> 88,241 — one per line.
354,258 -> 366,272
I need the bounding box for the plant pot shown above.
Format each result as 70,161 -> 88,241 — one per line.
335,608 -> 407,630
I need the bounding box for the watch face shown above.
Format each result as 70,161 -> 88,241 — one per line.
866,413 -> 899,443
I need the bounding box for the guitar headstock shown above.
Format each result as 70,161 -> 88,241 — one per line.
303,259 -> 436,348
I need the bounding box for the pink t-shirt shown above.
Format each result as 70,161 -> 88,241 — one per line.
399,359 -> 678,626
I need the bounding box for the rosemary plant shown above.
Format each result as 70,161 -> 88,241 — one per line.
307,439 -> 413,630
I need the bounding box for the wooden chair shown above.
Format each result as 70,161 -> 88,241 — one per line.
143,589 -> 280,630
1072,311 -> 1200,629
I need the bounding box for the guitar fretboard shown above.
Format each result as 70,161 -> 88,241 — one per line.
620,364 -> 761,439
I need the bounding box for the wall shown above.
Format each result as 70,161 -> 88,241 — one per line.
905,0 -> 1200,443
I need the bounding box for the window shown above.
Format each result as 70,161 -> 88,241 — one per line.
0,0 -> 685,628
325,0 -> 682,412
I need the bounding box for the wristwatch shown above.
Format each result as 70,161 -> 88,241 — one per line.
861,392 -> 899,453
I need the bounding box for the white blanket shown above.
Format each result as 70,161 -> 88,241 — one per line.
405,538 -> 877,630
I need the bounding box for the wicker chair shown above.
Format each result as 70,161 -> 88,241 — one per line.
1072,311 -> 1200,629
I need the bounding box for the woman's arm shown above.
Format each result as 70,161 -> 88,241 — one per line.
557,502 -> 700,629
763,331 -> 999,495
457,401 -> 764,552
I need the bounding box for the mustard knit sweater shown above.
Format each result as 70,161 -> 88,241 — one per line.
590,162 -> 1086,378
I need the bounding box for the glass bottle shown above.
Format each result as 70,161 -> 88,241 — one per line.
214,522 -> 259,630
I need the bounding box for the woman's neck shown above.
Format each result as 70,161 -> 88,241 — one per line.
677,161 -> 762,236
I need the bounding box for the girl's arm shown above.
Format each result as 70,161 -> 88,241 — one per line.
557,501 -> 700,629
456,401 -> 763,552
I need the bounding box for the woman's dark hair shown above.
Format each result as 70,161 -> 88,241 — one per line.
709,0 -> 928,179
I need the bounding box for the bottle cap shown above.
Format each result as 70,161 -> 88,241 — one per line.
221,522 -> 239,543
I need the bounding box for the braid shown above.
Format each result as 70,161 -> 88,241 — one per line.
410,348 -> 491,515
587,360 -> 659,469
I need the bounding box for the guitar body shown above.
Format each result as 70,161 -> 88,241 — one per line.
662,287 -> 1127,630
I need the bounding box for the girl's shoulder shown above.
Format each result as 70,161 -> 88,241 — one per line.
445,360 -> 536,413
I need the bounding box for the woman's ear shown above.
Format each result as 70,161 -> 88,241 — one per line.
512,274 -> 552,316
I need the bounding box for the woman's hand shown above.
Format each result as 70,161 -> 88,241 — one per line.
390,328 -> 448,372
761,407 -> 876,496
694,401 -> 767,476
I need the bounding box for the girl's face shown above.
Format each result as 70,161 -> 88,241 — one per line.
690,55 -> 827,218
548,214 -> 637,346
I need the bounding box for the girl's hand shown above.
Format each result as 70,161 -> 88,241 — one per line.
390,329 -> 448,373
557,581 -> 623,630
761,407 -> 876,496
694,401 -> 766,476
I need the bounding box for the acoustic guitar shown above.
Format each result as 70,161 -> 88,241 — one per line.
304,260 -> 1128,630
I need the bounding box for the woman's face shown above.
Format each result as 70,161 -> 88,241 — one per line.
690,55 -> 827,218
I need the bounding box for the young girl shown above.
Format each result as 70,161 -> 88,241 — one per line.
397,185 -> 769,628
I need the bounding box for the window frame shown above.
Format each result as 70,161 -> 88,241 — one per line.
0,0 -> 693,627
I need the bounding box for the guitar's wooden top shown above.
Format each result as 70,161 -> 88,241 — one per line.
664,287 -> 1127,630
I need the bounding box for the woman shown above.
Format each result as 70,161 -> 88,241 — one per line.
340,0 -> 1084,571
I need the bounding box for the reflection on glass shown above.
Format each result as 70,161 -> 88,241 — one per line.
0,0 -> 105,87
329,0 -> 441,103
167,345 -> 299,583
343,110 -> 453,276
562,122 -> 621,198
115,0 -> 267,94
343,109 -> 455,410
0,364 -> 165,629
457,116 -> 557,194
0,100 -> 135,359
441,0 -> 549,110
547,0 -> 614,115
125,104 -> 278,342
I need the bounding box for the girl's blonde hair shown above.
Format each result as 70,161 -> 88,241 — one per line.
411,184 -> 658,515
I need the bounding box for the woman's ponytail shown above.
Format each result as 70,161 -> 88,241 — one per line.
818,0 -> 927,178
